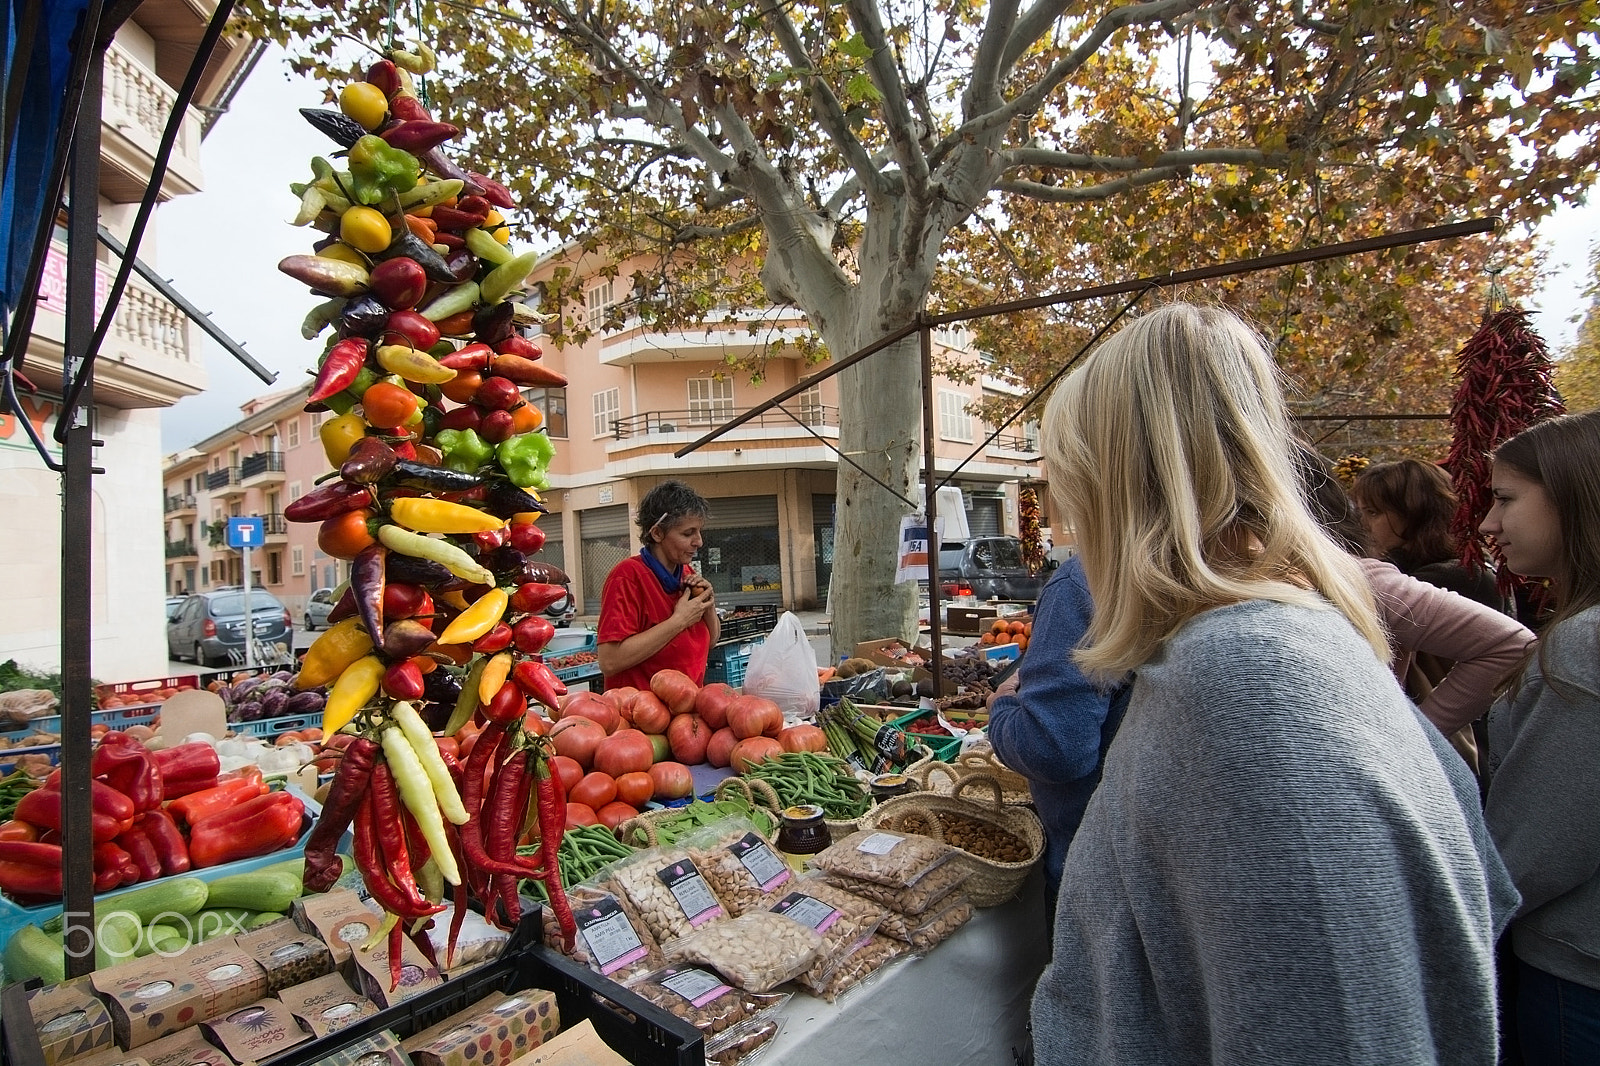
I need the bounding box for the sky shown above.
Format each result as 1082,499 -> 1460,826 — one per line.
156,48 -> 1600,452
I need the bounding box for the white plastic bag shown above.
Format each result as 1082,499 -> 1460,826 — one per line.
741,612 -> 820,717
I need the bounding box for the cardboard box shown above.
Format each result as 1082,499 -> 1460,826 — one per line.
60,1052 -> 147,1066
278,973 -> 379,1038
503,1020 -> 627,1066
202,998 -> 310,1063
292,890 -> 381,969
130,1028 -> 236,1066
28,976 -> 116,1066
308,1030 -> 410,1066
91,939 -> 268,1050
854,638 -> 933,670
402,991 -> 559,1066
945,606 -> 999,635
234,920 -> 334,994
350,929 -> 443,1008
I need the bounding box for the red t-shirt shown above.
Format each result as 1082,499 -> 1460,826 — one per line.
597,555 -> 712,692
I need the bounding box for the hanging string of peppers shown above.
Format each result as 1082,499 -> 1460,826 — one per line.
1444,305 -> 1564,586
278,39 -> 577,986
1018,486 -> 1044,574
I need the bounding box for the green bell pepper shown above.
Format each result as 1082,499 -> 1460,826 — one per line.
437,428 -> 495,474
348,135 -> 421,205
496,432 -> 554,489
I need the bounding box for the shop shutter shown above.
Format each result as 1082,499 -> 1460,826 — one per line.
579,504 -> 632,614
812,495 -> 836,603
967,496 -> 1002,537
701,495 -> 781,605
532,523 -> 566,579
704,495 -> 779,529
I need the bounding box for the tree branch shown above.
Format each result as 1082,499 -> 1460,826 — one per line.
966,0 -> 1022,113
998,160 -> 1267,202
1000,0 -> 1070,73
762,1 -> 888,201
1006,145 -> 1292,172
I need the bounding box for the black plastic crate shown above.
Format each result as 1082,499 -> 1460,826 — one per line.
0,919 -> 704,1066
717,604 -> 778,644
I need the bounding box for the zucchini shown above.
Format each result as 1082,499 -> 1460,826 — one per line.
146,925 -> 190,955
205,866 -> 305,913
4,924 -> 65,984
191,908 -> 262,942
43,876 -> 209,933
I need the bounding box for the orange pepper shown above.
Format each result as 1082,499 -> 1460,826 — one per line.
0,820 -> 38,842
404,214 -> 438,241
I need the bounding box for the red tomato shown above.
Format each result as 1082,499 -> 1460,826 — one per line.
595,801 -> 638,832
360,381 -> 420,426
550,717 -> 606,770
569,771 -> 618,810
565,802 -> 599,829
317,508 -> 376,560
549,755 -> 584,795
648,761 -> 695,801
730,736 -> 783,774
614,771 -> 654,808
593,729 -> 655,777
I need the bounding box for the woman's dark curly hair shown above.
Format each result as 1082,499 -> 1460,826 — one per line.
637,480 -> 710,546
1351,459 -> 1458,571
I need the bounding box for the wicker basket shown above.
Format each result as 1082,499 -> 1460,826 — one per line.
861,775 -> 1044,906
617,777 -> 783,847
953,750 -> 1033,806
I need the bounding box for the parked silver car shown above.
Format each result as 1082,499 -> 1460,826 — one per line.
303,588 -> 337,631
167,588 -> 293,667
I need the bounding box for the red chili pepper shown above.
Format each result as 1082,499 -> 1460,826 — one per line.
187,791 -> 304,868
355,787 -> 442,921
457,723 -> 536,881
406,917 -> 441,969
304,735 -> 379,892
466,172 -> 516,210
309,337 -> 370,404
511,659 -> 566,713
382,658 -> 427,701
370,763 -> 437,915
352,543 -> 388,644
380,119 -> 460,154
388,92 -> 432,122
494,873 -> 521,930
284,480 -> 375,524
447,839 -> 471,968
509,582 -> 566,614
437,343 -> 493,371
0,842 -> 65,899
534,749 -> 575,950
388,919 -> 404,992
0,821 -> 36,843
92,841 -> 131,893
17,784 -> 131,843
115,825 -> 162,882
471,741 -> 541,880
472,623 -> 514,655
133,809 -> 191,876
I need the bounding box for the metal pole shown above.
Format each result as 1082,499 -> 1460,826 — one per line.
60,50 -> 101,979
242,543 -> 254,669
919,324 -> 944,699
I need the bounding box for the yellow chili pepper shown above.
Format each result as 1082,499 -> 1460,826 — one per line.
512,511 -> 543,524
320,412 -> 369,466
391,701 -> 470,825
437,587 -> 509,645
322,654 -> 386,735
380,727 -> 461,885
389,497 -> 506,535
477,651 -> 514,706
375,344 -> 457,384
296,617 -> 374,690
376,524 -> 494,585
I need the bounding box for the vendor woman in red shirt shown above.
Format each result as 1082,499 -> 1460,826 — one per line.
597,481 -> 720,690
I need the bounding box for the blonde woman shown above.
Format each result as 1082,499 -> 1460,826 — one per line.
1030,304 -> 1518,1065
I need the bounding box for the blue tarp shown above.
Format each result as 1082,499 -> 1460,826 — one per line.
2,0 -> 91,322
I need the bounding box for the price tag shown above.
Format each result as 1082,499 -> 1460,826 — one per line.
659,966 -> 732,1008
575,895 -> 649,975
771,892 -> 841,934
872,724 -> 908,762
656,858 -> 725,927
730,833 -> 791,892
857,832 -> 904,856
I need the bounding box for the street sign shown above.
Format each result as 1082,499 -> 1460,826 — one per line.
226,516 -> 264,550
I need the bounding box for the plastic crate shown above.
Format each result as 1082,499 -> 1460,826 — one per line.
0,705 -> 161,740
93,674 -> 200,706
889,709 -> 964,762
230,713 -> 319,739
256,925 -> 704,1066
717,604 -> 778,644
705,639 -> 760,688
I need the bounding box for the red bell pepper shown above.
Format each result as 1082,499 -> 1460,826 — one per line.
115,825 -> 162,883
92,841 -> 133,893
0,842 -> 64,900
187,792 -> 305,869
17,783 -> 134,843
167,777 -> 261,828
133,809 -> 190,876
93,733 -> 164,811
153,742 -> 222,782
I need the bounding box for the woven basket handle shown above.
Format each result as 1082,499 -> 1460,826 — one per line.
916,761 -> 961,792
879,799 -> 945,844
617,815 -> 658,848
951,773 -> 1006,811
956,751 -> 1002,775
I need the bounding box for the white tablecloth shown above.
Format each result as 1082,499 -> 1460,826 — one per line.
762,868 -> 1051,1065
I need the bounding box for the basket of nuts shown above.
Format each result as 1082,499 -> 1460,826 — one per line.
860,774 -> 1043,906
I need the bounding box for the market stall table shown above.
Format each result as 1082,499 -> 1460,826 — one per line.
761,868 -> 1049,1065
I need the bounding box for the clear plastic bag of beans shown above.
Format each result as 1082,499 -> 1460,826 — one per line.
683,817 -> 795,917
822,858 -> 970,916
625,965 -> 789,1036
806,933 -> 908,1003
662,911 -> 823,993
767,876 -> 888,993
609,846 -> 730,943
809,830 -> 955,889
544,877 -> 664,985
879,892 -> 975,952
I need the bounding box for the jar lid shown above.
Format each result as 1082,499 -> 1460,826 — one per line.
870,774 -> 909,789
781,804 -> 825,823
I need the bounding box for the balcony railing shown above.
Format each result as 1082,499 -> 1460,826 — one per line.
100,40 -> 202,202
206,467 -> 240,491
164,493 -> 197,514
988,432 -> 1040,454
164,539 -> 197,559
262,513 -> 288,536
611,405 -> 838,440
240,452 -> 286,480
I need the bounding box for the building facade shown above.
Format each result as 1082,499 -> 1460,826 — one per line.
3,4 -> 255,679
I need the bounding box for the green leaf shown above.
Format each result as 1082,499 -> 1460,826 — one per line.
845,72 -> 882,103
838,33 -> 874,60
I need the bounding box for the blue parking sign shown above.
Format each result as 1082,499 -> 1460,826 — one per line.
226,517 -> 264,549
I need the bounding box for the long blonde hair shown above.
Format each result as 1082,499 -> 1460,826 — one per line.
1043,303 -> 1386,682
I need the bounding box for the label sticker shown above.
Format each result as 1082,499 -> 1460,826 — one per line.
659,966 -> 732,1008
857,832 -> 904,856
772,892 -> 841,934
656,858 -> 724,927
576,895 -> 649,975
729,833 -> 791,892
